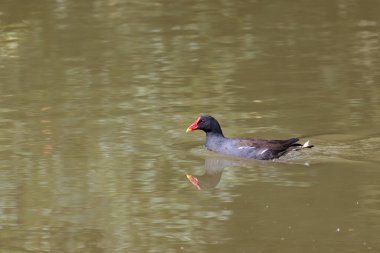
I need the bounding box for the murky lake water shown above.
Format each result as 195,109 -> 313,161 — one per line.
1,1 -> 379,252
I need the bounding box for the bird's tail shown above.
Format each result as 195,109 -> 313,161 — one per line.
302,140 -> 314,148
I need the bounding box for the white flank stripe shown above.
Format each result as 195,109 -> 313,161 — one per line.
238,146 -> 256,150
260,149 -> 268,155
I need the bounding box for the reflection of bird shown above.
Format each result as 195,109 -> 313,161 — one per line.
186,115 -> 313,160
186,157 -> 239,190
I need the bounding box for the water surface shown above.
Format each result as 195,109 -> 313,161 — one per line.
1,0 -> 379,252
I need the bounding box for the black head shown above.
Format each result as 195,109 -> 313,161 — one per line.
186,115 -> 224,136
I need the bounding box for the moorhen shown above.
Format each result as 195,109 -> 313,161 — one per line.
186,115 -> 313,160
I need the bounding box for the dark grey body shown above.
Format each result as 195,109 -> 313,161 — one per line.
205,132 -> 301,160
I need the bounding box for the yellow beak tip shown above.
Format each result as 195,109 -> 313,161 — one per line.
186,128 -> 192,133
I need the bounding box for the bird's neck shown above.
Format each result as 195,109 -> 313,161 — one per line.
206,131 -> 224,138
205,131 -> 226,151
206,123 -> 224,137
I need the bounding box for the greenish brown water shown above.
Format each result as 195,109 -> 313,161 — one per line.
1,1 -> 379,252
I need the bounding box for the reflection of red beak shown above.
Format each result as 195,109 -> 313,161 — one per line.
186,175 -> 201,190
186,116 -> 200,132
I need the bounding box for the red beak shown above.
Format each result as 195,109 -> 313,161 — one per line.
186,116 -> 200,132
